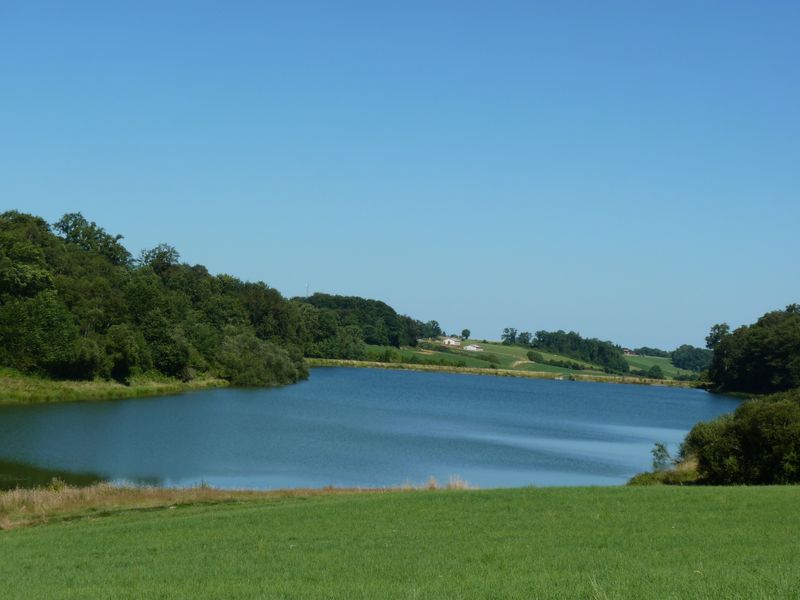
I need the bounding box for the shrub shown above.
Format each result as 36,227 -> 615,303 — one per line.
684,389 -> 800,484
219,330 -> 307,386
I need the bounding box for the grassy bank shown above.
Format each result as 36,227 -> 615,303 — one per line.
308,358 -> 697,387
1,485 -> 797,598
0,369 -> 228,405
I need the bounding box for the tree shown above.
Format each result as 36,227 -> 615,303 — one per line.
53,212 -> 131,266
651,442 -> 671,471
321,325 -> 366,360
517,331 -> 532,347
138,243 -> 180,274
461,329 -> 470,340
218,329 -> 306,386
418,320 -> 442,339
633,347 -> 670,358
646,365 -> 665,379
531,329 -> 629,373
527,350 -> 544,363
705,323 -> 730,350
501,328 -> 518,345
707,307 -> 800,393
0,291 -> 79,376
670,345 -> 712,372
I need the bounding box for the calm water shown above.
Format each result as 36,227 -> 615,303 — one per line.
0,367 -> 739,489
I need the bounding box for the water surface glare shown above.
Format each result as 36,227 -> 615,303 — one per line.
0,368 -> 740,488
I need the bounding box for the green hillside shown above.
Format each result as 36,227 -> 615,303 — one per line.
1,486 -> 797,599
625,354 -> 693,378
365,340 -> 698,380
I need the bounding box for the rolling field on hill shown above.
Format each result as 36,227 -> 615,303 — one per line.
1,486 -> 797,599
624,354 -> 693,378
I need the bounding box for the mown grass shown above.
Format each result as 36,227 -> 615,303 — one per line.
1,485 -> 798,599
0,368 -> 228,405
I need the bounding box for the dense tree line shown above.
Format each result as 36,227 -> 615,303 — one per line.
505,329 -> 629,373
501,327 -> 628,373
679,305 -> 800,484
706,305 -> 800,394
670,344 -> 712,372
633,347 -> 670,358
296,293 -> 422,348
0,211 -> 436,386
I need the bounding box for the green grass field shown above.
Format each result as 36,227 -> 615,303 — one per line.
624,354 -> 693,378
1,486 -> 797,599
369,340 -> 699,382
377,340 -> 692,379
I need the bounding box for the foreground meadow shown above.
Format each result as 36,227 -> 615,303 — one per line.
1,485 -> 797,599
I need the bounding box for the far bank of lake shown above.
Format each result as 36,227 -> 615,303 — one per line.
307,358 -> 700,387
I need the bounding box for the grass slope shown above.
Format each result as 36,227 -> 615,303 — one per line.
375,341 -> 700,382
624,354 -> 692,378
1,486 -> 797,599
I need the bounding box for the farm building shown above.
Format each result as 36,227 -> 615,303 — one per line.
464,344 -> 483,352
443,337 -> 461,347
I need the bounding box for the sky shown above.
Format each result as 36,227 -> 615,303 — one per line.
1,1 -> 798,349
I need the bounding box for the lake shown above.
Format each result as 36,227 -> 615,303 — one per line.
0,367 -> 739,489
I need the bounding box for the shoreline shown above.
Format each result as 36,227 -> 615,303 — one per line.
0,480 -> 472,530
0,370 -> 229,406
0,357 -> 701,408
306,358 -> 700,388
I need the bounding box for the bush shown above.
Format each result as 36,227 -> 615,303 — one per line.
527,350 -> 543,362
684,389 -> 800,484
219,331 -> 307,386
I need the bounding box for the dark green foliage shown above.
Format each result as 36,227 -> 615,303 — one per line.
219,330 -> 307,386
2,211 -> 436,384
670,344 -> 712,372
501,327 -> 517,345
684,389 -> 800,484
137,243 -> 180,274
53,213 -> 132,267
461,328 -> 470,339
516,331 -> 532,346
527,349 -> 586,371
0,291 -> 79,376
0,212 -> 55,300
320,325 -> 367,360
0,211 -> 309,386
418,320 -> 442,339
296,293 -> 421,348
633,347 -> 670,358
707,306 -> 800,393
705,323 -> 730,350
530,330 -> 629,373
646,365 -> 665,379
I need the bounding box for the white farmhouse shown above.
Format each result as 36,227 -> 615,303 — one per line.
443,337 -> 461,347
464,344 -> 483,352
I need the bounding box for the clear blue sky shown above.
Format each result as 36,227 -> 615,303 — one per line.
2,1 -> 798,349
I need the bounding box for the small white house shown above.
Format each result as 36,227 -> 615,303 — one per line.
464,344 -> 483,352
443,337 -> 461,347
